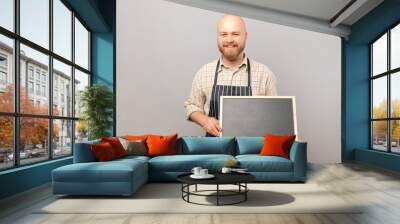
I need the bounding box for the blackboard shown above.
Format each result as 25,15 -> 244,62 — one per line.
220,96 -> 297,137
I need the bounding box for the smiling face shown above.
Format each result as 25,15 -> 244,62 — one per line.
217,15 -> 247,61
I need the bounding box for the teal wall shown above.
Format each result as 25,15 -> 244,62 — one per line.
0,0 -> 116,200
344,0 -> 400,171
0,158 -> 72,199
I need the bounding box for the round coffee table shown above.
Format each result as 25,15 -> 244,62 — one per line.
177,173 -> 255,206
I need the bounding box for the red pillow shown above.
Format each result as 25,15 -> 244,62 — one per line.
259,134 -> 296,159
91,142 -> 118,161
101,137 -> 127,158
146,134 -> 178,157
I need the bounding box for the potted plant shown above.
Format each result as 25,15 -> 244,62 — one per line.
79,84 -> 113,140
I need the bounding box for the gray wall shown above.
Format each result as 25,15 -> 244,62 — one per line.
116,0 -> 341,163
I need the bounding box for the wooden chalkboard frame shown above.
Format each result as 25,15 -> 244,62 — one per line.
219,96 -> 298,137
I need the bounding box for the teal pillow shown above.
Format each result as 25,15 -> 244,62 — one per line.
179,136 -> 235,155
235,137 -> 264,155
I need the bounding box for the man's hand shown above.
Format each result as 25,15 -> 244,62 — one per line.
189,112 -> 222,136
202,117 -> 222,137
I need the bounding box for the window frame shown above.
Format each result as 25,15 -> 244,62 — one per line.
0,0 -> 92,171
370,21 -> 400,154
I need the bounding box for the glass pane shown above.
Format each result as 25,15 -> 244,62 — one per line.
392,72 -> 400,118
53,119 -> 72,157
0,34 -> 14,112
391,120 -> 400,153
0,0 -> 13,31
53,0 -> 72,60
372,33 -> 387,76
53,59 -> 72,117
391,24 -> 400,70
20,117 -> 49,165
372,121 -> 388,151
20,0 -> 49,49
74,17 -> 89,70
74,69 -> 89,118
75,120 -> 88,143
372,77 -> 387,119
20,44 -> 49,115
0,116 -> 13,170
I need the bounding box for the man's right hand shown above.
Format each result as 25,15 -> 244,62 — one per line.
189,112 -> 222,137
202,117 -> 222,137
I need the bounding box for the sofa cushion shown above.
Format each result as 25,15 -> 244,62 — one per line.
101,137 -> 127,158
148,154 -> 235,172
53,159 -> 147,183
260,134 -> 296,159
236,155 -> 293,172
147,134 -> 178,157
235,137 -> 264,155
91,142 -> 118,161
179,137 -> 235,155
73,139 -> 100,163
118,138 -> 147,156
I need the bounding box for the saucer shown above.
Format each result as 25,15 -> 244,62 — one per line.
190,174 -> 215,179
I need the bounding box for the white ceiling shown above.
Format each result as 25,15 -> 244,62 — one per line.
166,0 -> 384,38
226,0 -> 353,23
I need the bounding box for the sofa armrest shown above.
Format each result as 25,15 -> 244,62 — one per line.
73,141 -> 99,163
289,141 -> 307,181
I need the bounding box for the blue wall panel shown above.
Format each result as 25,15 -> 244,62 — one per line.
344,0 -> 400,171
0,158 -> 72,199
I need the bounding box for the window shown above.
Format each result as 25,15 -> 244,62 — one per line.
28,67 -> 34,80
75,18 -> 89,70
42,85 -> 46,97
0,0 -> 13,32
28,81 -> 34,94
0,0 -> 91,170
0,55 -> 7,67
20,0 -> 49,49
0,71 -> 6,85
371,23 -> 400,154
53,0 -> 72,60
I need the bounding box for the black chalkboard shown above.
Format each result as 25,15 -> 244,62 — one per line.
220,96 -> 297,137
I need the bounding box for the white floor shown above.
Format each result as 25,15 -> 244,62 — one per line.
1,162 -> 400,224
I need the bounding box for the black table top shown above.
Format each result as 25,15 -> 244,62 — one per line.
177,172 -> 255,185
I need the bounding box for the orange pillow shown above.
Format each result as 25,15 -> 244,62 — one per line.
146,134 -> 178,157
101,137 -> 127,158
125,135 -> 148,142
91,142 -> 118,161
259,134 -> 296,159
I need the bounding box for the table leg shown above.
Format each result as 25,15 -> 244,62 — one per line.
195,184 -> 197,192
217,184 -> 219,206
245,183 -> 247,201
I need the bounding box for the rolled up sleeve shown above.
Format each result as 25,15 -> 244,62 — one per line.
184,70 -> 206,120
266,70 -> 277,96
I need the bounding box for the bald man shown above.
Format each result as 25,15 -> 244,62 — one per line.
184,15 -> 277,137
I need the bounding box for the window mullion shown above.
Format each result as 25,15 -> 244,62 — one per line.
388,30 -> 391,152
71,10 -> 76,154
48,0 -> 54,160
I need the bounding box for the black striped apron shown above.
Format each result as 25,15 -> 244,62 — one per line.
206,58 -> 253,137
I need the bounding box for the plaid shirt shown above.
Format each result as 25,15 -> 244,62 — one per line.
184,56 -> 277,119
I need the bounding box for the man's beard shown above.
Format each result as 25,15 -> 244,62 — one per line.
218,44 -> 245,61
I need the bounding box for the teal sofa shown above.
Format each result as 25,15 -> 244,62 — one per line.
52,136 -> 307,196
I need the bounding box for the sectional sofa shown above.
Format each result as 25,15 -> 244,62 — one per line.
52,136 -> 307,196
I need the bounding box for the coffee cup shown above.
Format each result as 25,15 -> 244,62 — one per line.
221,167 -> 231,174
191,167 -> 202,176
200,169 -> 208,176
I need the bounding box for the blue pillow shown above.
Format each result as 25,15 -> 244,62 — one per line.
179,136 -> 235,155
235,137 -> 264,155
